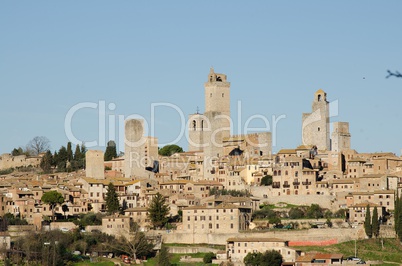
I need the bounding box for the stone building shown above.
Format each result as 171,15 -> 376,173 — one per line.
226,237 -> 301,264
302,89 -> 330,151
182,203 -> 252,243
331,122 -> 351,152
124,119 -> 158,178
85,150 -> 105,179
188,68 -> 272,180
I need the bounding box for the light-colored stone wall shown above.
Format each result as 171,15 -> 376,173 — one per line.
86,150 -> 105,179
0,153 -> 41,170
163,227 -> 360,245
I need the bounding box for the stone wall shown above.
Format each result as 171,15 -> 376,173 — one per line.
163,228 -> 361,246
251,186 -> 337,210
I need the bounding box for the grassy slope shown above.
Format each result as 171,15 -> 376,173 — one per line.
294,238 -> 402,265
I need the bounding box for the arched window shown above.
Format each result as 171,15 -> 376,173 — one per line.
192,120 -> 196,130
278,170 -> 282,176
201,120 -> 204,131
318,94 -> 321,101
273,170 -> 277,176
285,171 -> 288,176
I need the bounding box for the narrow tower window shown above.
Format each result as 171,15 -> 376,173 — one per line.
192,120 -> 196,130
318,94 -> 321,101
222,93 -> 224,97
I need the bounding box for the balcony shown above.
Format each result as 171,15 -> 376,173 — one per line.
293,182 -> 300,186
272,184 -> 281,189
283,184 -> 290,188
302,181 -> 312,185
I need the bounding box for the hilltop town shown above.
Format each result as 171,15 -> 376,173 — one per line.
1,68 -> 401,265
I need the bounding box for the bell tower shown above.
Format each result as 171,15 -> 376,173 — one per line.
302,89 -> 330,151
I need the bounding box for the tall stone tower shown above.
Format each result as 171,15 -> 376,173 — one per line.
331,122 -> 351,152
86,150 -> 105,179
302,89 -> 330,151
188,68 -> 231,152
124,119 -> 157,178
188,68 -> 232,179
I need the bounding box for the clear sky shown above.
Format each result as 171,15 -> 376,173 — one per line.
1,1 -> 401,155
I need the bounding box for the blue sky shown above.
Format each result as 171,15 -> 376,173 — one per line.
1,1 -> 401,155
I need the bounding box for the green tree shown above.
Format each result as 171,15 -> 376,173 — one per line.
306,204 -> 324,219
105,183 -> 120,214
364,205 -> 372,238
372,206 -> 379,238
57,146 -> 68,171
40,150 -> 53,173
147,193 -> 170,229
11,147 -> 25,156
41,190 -> 65,221
244,250 -> 282,266
288,207 -> 305,219
157,245 -> 171,266
104,140 -> 117,161
67,142 -> 73,162
158,144 -> 183,156
203,252 -> 216,264
62,204 -> 69,219
260,175 -> 273,186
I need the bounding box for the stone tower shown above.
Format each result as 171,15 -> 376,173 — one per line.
331,122 -> 351,152
188,68 -> 232,179
302,89 -> 330,151
188,68 -> 231,152
86,150 -> 105,179
124,119 -> 157,178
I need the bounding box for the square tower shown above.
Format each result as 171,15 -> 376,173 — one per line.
331,122 -> 351,152
302,89 -> 330,151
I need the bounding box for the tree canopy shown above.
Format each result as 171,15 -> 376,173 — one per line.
41,190 -> 64,221
104,140 -> 118,161
105,182 -> 120,214
244,250 -> 283,266
147,192 -> 170,229
158,145 -> 183,156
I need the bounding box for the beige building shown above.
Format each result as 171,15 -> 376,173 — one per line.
182,203 -> 252,243
226,237 -> 301,264
102,215 -> 130,237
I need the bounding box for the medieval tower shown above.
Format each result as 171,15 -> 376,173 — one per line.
302,89 -> 330,151
188,68 -> 231,179
331,121 -> 351,152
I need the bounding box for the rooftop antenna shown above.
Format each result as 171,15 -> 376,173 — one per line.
196,106 -> 200,114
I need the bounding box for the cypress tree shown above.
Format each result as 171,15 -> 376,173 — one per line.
364,204 -> 372,238
372,206 -> 379,238
105,182 -> 119,214
67,142 -> 73,162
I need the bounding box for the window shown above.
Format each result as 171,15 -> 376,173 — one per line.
216,224 -> 219,229
231,224 -> 234,229
209,223 -> 212,229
